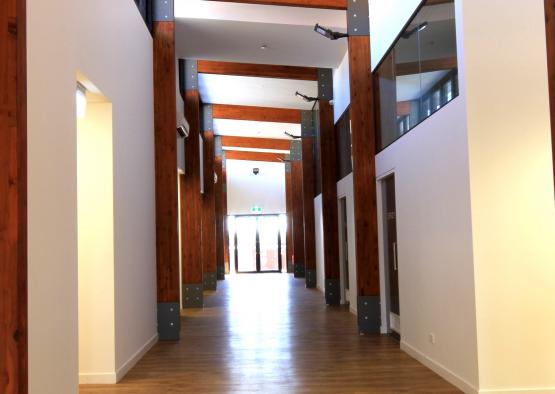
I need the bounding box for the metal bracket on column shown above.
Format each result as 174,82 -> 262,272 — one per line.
185,59 -> 198,90
284,154 -> 291,173
357,296 -> 381,334
215,135 -> 223,156
222,151 -> 227,168
294,262 -> 305,278
183,284 -> 203,308
202,104 -> 213,132
306,269 -> 317,288
157,302 -> 180,341
290,140 -> 302,162
217,264 -> 225,280
325,279 -> 340,305
287,260 -> 294,273
301,111 -> 316,138
203,272 -> 217,291
318,69 -> 334,101
153,0 -> 174,22
347,0 -> 370,36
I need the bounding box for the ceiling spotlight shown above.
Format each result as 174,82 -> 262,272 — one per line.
260,44 -> 268,50
314,23 -> 348,40
401,22 -> 428,39
285,131 -> 302,139
295,91 -> 318,102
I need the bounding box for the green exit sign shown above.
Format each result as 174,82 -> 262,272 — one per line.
250,206 -> 263,213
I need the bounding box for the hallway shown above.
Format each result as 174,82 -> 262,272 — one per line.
80,274 -> 458,393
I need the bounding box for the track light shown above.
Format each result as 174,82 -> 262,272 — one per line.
314,23 -> 348,40
401,22 -> 428,39
295,91 -> 318,102
285,131 -> 302,140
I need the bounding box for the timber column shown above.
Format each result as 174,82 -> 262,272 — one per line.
290,140 -> 305,278
182,59 -> 204,308
153,0 -> 180,340
317,69 -> 341,305
201,105 -> 217,290
285,156 -> 294,273
214,136 -> 226,280
348,0 -> 381,333
301,111 -> 317,288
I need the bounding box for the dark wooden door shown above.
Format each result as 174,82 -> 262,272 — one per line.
384,175 -> 399,315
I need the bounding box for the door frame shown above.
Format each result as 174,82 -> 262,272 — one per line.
376,169 -> 397,336
232,214 -> 283,274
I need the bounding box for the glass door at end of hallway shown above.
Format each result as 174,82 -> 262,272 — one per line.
228,214 -> 285,273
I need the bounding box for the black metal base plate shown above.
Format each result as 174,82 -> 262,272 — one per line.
157,302 -> 180,341
217,264 -> 225,280
357,296 -> 381,334
325,278 -> 340,305
306,269 -> 316,288
183,284 -> 203,308
294,263 -> 305,278
203,272 -> 217,291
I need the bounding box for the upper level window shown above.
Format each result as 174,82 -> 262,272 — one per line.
375,0 -> 459,150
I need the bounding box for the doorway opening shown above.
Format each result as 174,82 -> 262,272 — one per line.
228,214 -> 286,273
382,174 -> 400,338
338,197 -> 350,305
76,74 -> 116,383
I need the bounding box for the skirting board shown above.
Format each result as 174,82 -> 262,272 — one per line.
400,340 -> 478,394
79,333 -> 158,385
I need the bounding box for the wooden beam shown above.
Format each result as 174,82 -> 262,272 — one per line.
225,150 -> 287,162
396,57 -> 458,77
214,155 -> 225,279
319,100 -> 340,302
302,137 -> 317,287
213,104 -> 302,124
285,169 -> 294,273
198,60 -> 318,81
221,136 -> 291,151
545,0 -> 555,190
183,89 -> 204,294
153,22 -> 180,307
202,131 -> 217,290
1,0 -> 28,391
291,161 -> 306,277
349,37 -> 380,303
203,0 -> 347,10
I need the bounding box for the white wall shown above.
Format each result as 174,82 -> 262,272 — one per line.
28,1 -> 157,392
333,51 -> 350,123
461,0 -> 555,391
372,1 -> 479,391
336,174 -> 357,313
314,195 -> 325,292
227,160 -> 286,215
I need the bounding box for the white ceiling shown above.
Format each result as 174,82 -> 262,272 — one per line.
214,119 -> 301,140
199,74 -> 317,109
223,147 -> 290,154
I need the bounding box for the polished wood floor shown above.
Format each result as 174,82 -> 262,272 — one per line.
80,274 -> 459,393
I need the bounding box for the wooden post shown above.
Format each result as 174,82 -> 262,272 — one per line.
347,0 -> 381,333
214,138 -> 225,280
1,0 -> 28,390
223,160 -> 230,273
201,125 -> 217,290
301,112 -> 317,288
545,0 -> 555,190
182,60 -> 204,308
290,140 -> 306,278
153,4 -> 180,339
317,69 -> 340,305
285,162 -> 294,273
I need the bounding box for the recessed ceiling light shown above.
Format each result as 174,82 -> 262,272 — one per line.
260,44 -> 268,50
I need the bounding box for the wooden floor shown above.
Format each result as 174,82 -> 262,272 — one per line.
80,274 -> 459,393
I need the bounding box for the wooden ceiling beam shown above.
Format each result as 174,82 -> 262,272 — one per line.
395,57 -> 458,77
198,60 -> 319,81
202,0 -> 347,10
221,136 -> 291,150
212,104 -> 302,123
225,150 -> 287,162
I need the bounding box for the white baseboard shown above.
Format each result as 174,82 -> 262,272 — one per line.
349,305 -> 357,316
79,332 -> 158,385
400,340 -> 479,394
480,388 -> 555,393
116,333 -> 158,382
